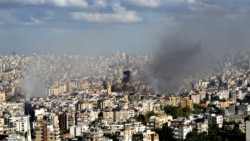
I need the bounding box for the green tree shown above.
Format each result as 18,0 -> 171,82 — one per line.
153,123 -> 176,141
185,131 -> 208,141
134,114 -> 146,125
104,133 -> 119,141
186,121 -> 246,141
208,123 -> 221,141
192,104 -> 205,114
221,120 -> 245,141
183,107 -> 192,117
134,111 -> 156,125
164,106 -> 192,118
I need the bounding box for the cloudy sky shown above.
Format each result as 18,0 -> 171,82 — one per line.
0,0 -> 250,55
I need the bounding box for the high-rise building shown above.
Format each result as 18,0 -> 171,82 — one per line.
9,115 -> 32,141
34,122 -> 60,141
34,122 -> 47,141
180,98 -> 193,110
59,113 -> 68,132
246,120 -> 250,141
103,81 -> 112,93
190,94 -> 201,104
122,70 -> 131,83
0,91 -> 6,102
47,125 -> 60,141
171,118 -> 192,140
168,95 -> 181,106
68,81 -> 77,94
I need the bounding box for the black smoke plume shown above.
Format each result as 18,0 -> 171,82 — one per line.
147,38 -> 205,93
144,1 -> 250,93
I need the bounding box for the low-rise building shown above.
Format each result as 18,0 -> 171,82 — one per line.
170,118 -> 192,140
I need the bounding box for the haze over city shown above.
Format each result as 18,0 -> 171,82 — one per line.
1,1 -> 250,141
0,0 -> 250,55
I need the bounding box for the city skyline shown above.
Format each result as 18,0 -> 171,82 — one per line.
1,0 -> 250,55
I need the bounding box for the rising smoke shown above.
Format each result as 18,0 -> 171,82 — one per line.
19,1 -> 250,95
21,74 -> 46,100
148,38 -> 203,93
145,1 -> 250,93
21,57 -> 46,100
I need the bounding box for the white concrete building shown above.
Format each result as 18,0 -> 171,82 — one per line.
5,134 -> 25,141
9,115 -> 31,141
218,90 -> 230,100
246,120 -> 250,141
70,125 -> 89,137
211,114 -> 223,128
170,118 -> 192,140
34,108 -> 47,116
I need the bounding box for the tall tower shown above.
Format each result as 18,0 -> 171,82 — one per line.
122,70 -> 131,83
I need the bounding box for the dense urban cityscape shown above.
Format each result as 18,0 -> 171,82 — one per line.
0,50 -> 249,140
1,0 -> 250,141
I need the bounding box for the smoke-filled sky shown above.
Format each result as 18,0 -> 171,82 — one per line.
1,0 -> 250,54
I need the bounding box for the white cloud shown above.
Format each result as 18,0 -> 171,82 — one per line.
43,11 -> 55,20
126,0 -> 161,8
125,0 -> 190,8
21,16 -> 42,26
93,0 -> 107,8
71,3 -> 141,23
50,0 -> 88,7
187,0 -> 197,3
0,0 -> 88,7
